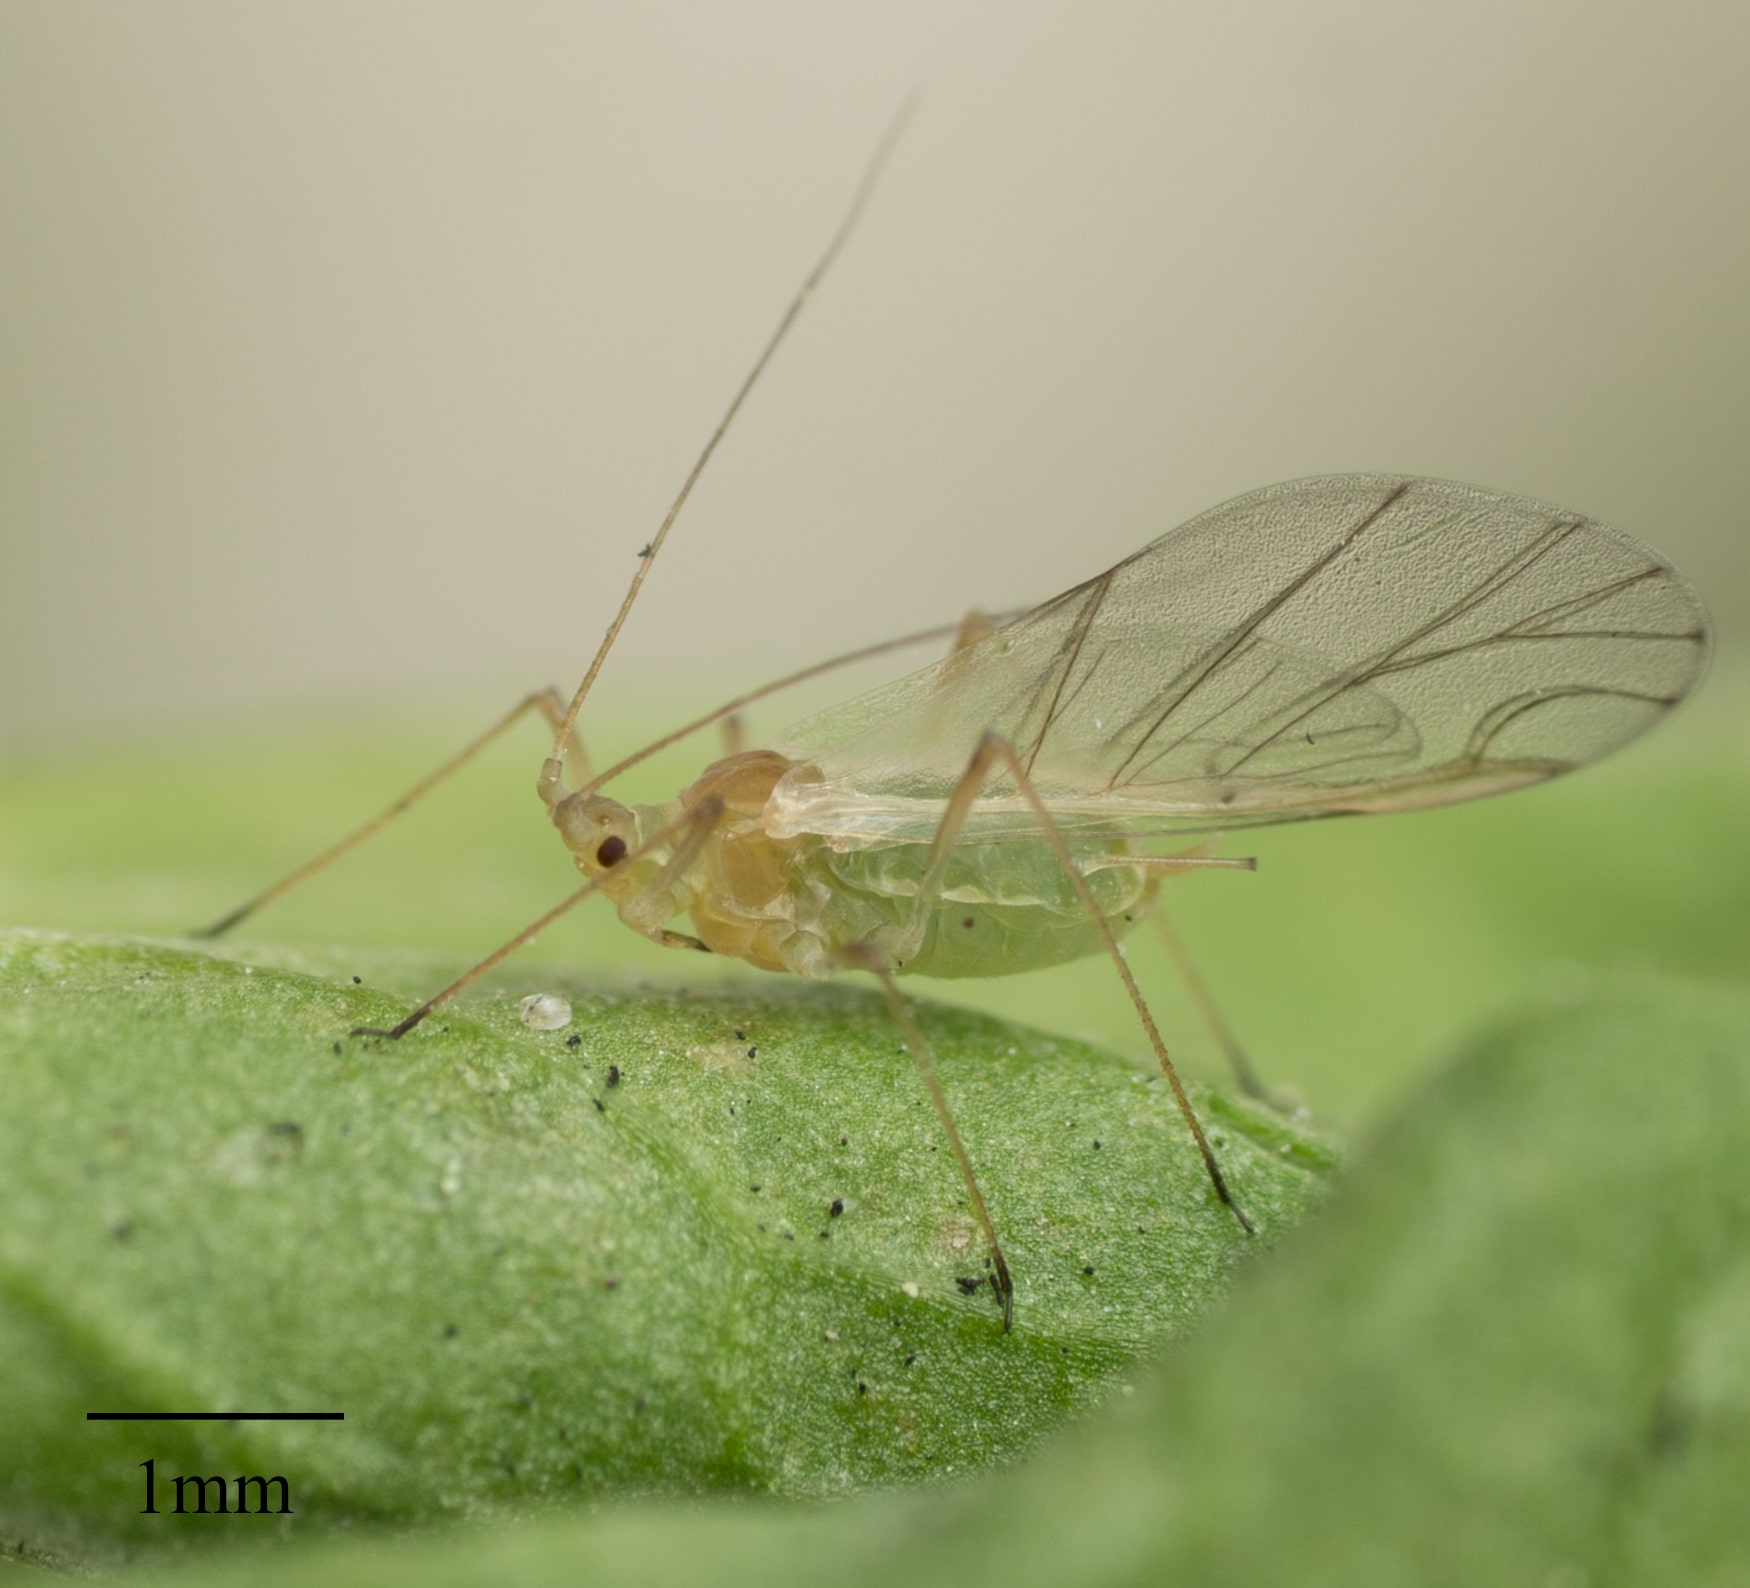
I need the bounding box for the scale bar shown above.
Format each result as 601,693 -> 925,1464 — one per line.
87,1412 -> 344,1421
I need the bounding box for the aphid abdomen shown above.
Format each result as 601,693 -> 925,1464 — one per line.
819,840 -> 1156,980
668,750 -> 1155,982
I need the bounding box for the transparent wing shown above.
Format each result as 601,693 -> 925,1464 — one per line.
768,475 -> 1710,843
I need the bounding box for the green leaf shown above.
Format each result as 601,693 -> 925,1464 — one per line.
1,683 -> 1740,1577
119,979 -> 1750,1588
0,928 -> 1329,1568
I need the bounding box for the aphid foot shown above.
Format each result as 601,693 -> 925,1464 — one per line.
992,1253 -> 1015,1333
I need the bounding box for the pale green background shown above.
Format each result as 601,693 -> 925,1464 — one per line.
2,2 -> 1745,1131
2,0 -> 1746,744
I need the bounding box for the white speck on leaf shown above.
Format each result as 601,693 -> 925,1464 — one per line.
518,993 -> 572,1031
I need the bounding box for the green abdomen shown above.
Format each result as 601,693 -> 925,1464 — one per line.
815,840 -> 1152,980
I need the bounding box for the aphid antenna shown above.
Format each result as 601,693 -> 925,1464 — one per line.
540,95 -> 920,805
193,103 -> 923,944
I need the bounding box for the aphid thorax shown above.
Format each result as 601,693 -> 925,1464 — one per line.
544,748 -> 1158,983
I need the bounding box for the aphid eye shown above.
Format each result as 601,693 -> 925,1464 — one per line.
596,836 -> 628,868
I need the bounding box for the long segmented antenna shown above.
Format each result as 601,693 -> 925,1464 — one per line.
545,97 -> 920,779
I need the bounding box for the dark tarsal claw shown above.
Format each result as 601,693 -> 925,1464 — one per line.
992,1259 -> 1016,1333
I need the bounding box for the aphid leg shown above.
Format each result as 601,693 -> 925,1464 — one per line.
1146,910 -> 1272,1103
195,689 -> 590,939
949,609 -> 997,654
619,796 -> 726,939
350,797 -> 724,1040
1112,843 -> 1272,1100
910,731 -> 1255,1235
348,877 -> 603,1041
836,942 -> 1015,1332
657,930 -> 712,953
932,610 -> 998,694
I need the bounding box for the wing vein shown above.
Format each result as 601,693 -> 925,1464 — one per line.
1105,481 -> 1413,787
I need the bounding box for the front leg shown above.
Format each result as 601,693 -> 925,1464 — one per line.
656,930 -> 712,953
351,797 -> 726,1041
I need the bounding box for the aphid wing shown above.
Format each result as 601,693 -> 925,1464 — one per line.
773,476 -> 1709,840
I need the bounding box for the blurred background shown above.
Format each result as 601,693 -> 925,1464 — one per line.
4,0 -> 1747,733
2,1 -> 1746,1120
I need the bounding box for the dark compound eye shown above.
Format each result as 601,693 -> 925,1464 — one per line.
595,835 -> 628,868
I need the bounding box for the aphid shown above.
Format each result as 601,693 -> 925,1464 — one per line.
198,117 -> 1711,1330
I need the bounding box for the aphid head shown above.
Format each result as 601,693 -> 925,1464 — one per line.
551,792 -> 642,883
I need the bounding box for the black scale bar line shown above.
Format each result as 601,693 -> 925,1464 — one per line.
86,1412 -> 344,1421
